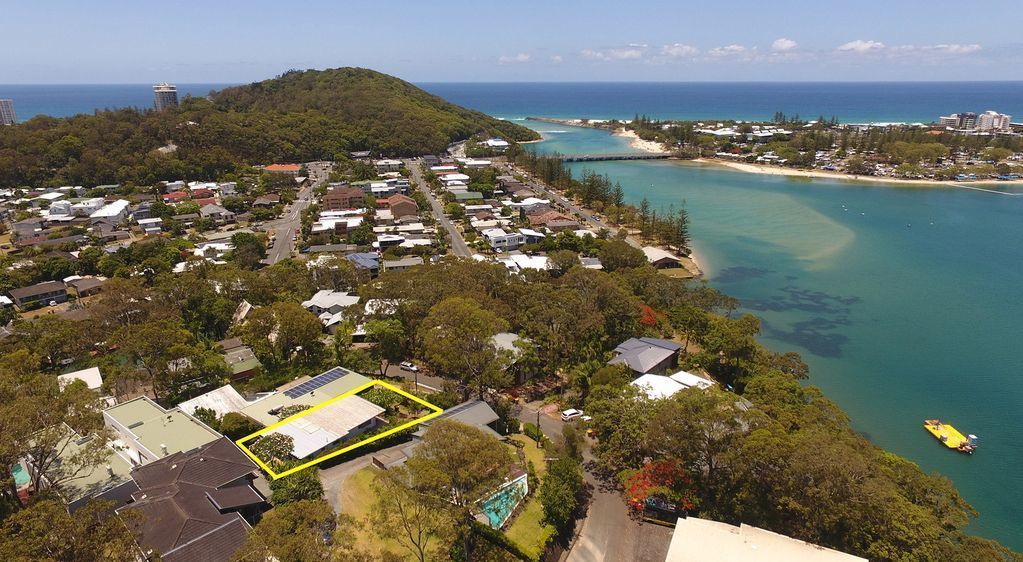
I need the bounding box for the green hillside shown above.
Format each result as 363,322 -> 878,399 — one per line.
0,68 -> 539,188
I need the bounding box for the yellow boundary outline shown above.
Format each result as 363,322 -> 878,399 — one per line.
236,379 -> 444,479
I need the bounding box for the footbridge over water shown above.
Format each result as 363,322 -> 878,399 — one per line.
559,153 -> 673,162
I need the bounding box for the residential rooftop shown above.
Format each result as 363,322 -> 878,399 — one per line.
104,397 -> 221,460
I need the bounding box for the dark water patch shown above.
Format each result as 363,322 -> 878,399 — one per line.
763,316 -> 852,358
712,266 -> 774,284
743,285 -> 861,315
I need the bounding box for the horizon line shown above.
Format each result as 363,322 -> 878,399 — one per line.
2,79 -> 1023,87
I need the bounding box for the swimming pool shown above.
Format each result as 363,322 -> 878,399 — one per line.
478,473 -> 528,529
11,463 -> 29,488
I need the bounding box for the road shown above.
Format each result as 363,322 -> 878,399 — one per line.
518,401 -> 672,562
405,158 -> 471,257
264,161 -> 330,264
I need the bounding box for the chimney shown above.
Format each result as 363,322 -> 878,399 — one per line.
160,444 -> 168,456
106,465 -> 113,476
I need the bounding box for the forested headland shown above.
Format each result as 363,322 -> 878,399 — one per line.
0,67 -> 539,188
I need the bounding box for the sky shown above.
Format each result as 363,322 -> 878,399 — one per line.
2,0 -> 1022,83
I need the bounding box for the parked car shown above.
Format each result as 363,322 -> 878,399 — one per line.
561,408 -> 584,422
400,361 -> 420,372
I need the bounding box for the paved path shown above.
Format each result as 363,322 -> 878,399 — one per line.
406,158 -> 471,257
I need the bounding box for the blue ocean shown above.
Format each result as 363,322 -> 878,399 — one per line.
4,81 -> 1023,550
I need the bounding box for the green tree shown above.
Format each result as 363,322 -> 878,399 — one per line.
598,239 -> 646,272
372,465 -> 455,562
113,319 -> 194,400
232,231 -> 267,270
539,457 -> 584,533
219,412 -> 264,440
0,499 -> 141,561
241,301 -> 324,365
269,465 -> 325,506
421,297 -> 509,398
365,318 -> 406,376
253,432 -> 295,463
233,499 -> 371,562
405,420 -> 514,560
192,406 -> 221,431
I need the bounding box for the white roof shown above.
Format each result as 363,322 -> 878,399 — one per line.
178,385 -> 258,418
35,192 -> 65,201
669,370 -> 716,390
57,367 -> 104,391
642,246 -> 680,263
302,290 -> 360,311
442,173 -> 470,182
0,295 -> 13,307
375,159 -> 402,166
518,228 -> 545,238
269,395 -> 385,459
430,165 -> 458,172
630,374 -> 684,400
665,517 -> 867,562
89,199 -> 130,219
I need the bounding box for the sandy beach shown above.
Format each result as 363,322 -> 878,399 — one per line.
614,128 -> 670,154
694,158 -> 1023,190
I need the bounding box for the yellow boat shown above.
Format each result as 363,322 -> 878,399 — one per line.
924,419 -> 977,454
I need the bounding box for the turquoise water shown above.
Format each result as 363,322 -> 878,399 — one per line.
532,125 -> 1023,550
11,463 -> 29,487
479,474 -> 529,529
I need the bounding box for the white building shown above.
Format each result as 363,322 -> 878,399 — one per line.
71,197 -> 106,217
665,517 -> 867,562
302,290 -> 360,316
484,138 -> 510,151
482,228 -> 525,251
89,199 -> 130,224
374,159 -> 403,173
976,110 -> 1012,131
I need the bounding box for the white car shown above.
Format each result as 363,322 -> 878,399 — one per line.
561,408 -> 584,422
400,361 -> 420,372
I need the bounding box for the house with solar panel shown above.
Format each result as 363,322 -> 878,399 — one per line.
239,367 -> 385,460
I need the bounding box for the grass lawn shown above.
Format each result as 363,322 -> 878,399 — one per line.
339,466 -> 408,559
508,436 -> 548,478
505,497 -> 555,561
504,435 -> 555,560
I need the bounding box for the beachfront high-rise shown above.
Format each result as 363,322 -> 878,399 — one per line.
153,82 -> 178,111
977,110 -> 1012,131
0,99 -> 15,125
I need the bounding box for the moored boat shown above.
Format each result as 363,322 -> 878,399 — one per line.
924,419 -> 977,454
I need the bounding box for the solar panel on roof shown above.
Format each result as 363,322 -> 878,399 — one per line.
283,367 -> 347,398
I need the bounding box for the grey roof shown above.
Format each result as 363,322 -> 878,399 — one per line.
383,256 -> 424,269
9,280 -> 66,300
346,252 -> 380,270
303,243 -> 357,254
414,400 -> 501,439
609,337 -> 681,374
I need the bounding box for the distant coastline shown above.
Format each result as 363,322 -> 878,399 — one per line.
526,117 -> 1023,190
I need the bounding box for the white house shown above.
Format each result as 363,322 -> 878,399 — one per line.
302,290 -> 360,316
482,228 -> 525,252
57,367 -> 104,391
484,138 -> 510,151
71,197 -> 106,217
374,159 -> 403,173
89,200 -> 131,224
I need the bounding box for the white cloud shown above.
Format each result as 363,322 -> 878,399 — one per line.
581,47 -> 645,61
549,55 -> 564,64
837,39 -> 885,52
498,53 -> 531,64
660,43 -> 699,58
929,43 -> 982,54
628,43 -> 649,48
708,44 -> 748,57
771,38 -> 798,52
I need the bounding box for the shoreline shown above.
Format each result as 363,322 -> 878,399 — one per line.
521,116 -> 1022,190
693,158 -> 1023,189
612,128 -> 671,154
